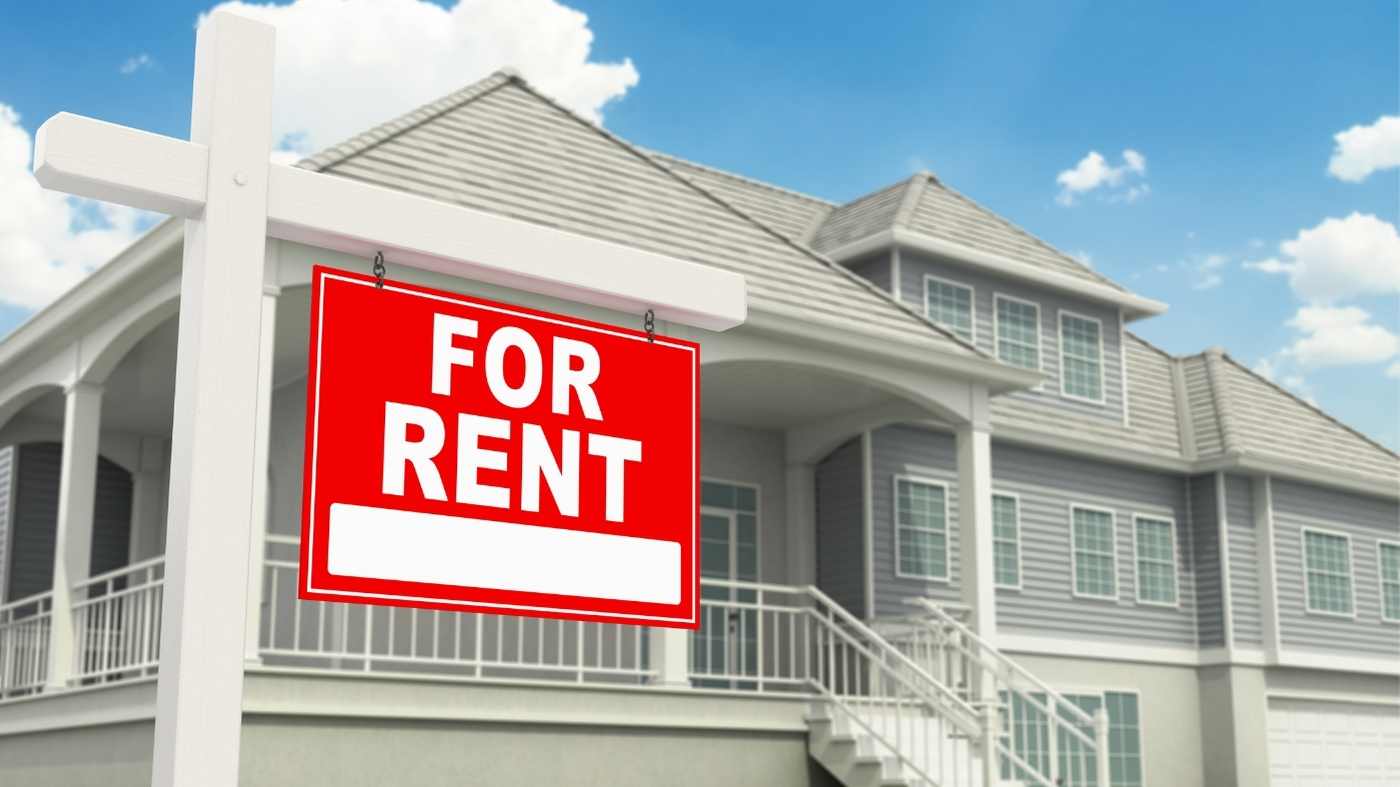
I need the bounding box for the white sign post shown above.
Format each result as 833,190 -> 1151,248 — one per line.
32,11 -> 745,787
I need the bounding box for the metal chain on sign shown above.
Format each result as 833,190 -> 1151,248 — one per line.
372,251 -> 386,289
643,309 -> 655,343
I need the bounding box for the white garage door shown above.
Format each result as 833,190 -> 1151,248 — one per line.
1268,698 -> 1400,787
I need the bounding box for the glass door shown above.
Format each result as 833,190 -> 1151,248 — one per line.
694,480 -> 759,687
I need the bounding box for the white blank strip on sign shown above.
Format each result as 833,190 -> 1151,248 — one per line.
327,503 -> 681,605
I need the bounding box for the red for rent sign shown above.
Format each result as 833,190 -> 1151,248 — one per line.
299,266 -> 700,628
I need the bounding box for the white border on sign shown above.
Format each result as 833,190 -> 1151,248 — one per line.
305,271 -> 699,625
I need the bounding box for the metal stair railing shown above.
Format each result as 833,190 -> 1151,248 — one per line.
904,597 -> 1112,787
802,584 -> 988,786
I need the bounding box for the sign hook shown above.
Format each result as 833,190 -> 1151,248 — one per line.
643,309 -> 655,343
372,251 -> 387,289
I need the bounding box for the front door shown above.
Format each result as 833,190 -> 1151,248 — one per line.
694,481 -> 758,686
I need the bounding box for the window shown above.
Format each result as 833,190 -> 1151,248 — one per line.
998,690 -> 1142,787
1060,312 -> 1104,402
995,294 -> 1041,370
1303,528 -> 1353,616
1378,541 -> 1400,622
925,277 -> 974,342
993,494 -> 1021,588
1072,506 -> 1117,599
1133,516 -> 1178,605
895,477 -> 948,580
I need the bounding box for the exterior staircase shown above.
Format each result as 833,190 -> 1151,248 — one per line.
799,590 -> 1111,787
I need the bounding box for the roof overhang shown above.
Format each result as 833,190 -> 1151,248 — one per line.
823,227 -> 1169,321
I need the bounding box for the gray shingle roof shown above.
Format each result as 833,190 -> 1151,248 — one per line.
302,72 -> 983,362
650,153 -> 834,244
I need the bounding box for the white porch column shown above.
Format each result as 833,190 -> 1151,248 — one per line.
647,627 -> 690,687
243,284 -> 279,663
784,462 -> 817,587
45,381 -> 103,690
955,423 -> 995,643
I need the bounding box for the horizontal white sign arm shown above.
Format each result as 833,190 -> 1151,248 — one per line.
33,112 -> 747,332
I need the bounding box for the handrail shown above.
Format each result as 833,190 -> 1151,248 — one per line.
907,596 -> 1096,730
0,588 -> 54,615
73,554 -> 167,590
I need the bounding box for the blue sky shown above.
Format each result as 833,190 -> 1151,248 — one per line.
1,0 -> 1397,448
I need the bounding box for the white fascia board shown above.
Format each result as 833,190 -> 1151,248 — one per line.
823,228 -> 1169,321
33,112 -> 747,333
1197,452 -> 1400,501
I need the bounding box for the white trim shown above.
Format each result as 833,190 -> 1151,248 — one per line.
1002,633 -> 1400,674
1266,690 -> 1400,708
698,475 -> 762,584
1131,513 -> 1181,608
890,248 -> 903,303
1376,539 -> 1400,624
923,274 -> 976,344
862,432 -> 876,619
1118,308 -> 1130,428
1215,472 -> 1236,649
1255,475 -> 1283,660
820,227 -> 1170,319
992,491 -> 1023,591
1057,309 -> 1107,405
1069,503 -> 1119,601
991,292 -> 1042,373
893,474 -> 952,582
1300,525 -> 1358,619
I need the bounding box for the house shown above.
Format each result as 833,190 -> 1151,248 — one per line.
0,71 -> 1395,787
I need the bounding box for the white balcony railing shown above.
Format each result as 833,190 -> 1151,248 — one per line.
72,556 -> 165,682
0,590 -> 53,698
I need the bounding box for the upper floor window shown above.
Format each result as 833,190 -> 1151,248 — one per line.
1378,541 -> 1400,622
1303,528 -> 1353,616
1071,505 -> 1117,599
1133,516 -> 1178,605
925,276 -> 974,343
1059,311 -> 1105,403
993,494 -> 1021,589
995,294 -> 1041,370
895,476 -> 948,580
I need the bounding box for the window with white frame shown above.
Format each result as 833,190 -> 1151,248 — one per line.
993,494 -> 1021,588
995,295 -> 1041,370
1072,506 -> 1117,599
1303,529 -> 1353,615
1378,541 -> 1400,622
1134,516 -> 1178,605
998,690 -> 1142,787
925,277 -> 974,342
1060,312 -> 1104,402
896,477 -> 948,579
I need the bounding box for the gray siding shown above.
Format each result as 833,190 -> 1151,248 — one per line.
1190,475 -> 1224,648
700,420 -> 787,584
847,252 -> 892,293
816,438 -> 865,617
1224,474 -> 1261,646
992,441 -> 1196,646
1271,479 -> 1400,657
869,425 -> 961,617
894,249 -> 1126,426
0,446 -> 11,599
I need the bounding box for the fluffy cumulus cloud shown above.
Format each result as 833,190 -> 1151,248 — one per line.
0,104 -> 155,310
1245,212 -> 1400,303
119,53 -> 154,75
202,0 -> 640,159
1281,306 -> 1400,368
1327,115 -> 1400,183
1055,149 -> 1146,206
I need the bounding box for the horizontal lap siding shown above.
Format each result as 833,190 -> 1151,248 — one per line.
1224,475 -> 1261,646
8,443 -> 60,601
0,446 -> 11,599
816,438 -> 866,617
1191,475 -> 1224,648
1272,479 -> 1400,657
701,421 -> 788,585
870,426 -> 961,617
993,442 -> 1196,646
847,253 -> 891,293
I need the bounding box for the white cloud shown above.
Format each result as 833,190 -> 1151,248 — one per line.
1245,213 -> 1400,303
1281,305 -> 1400,368
119,53 -> 154,75
1387,360 -> 1400,379
1055,148 -> 1147,206
0,104 -> 155,311
203,0 -> 640,158
1327,115 -> 1400,182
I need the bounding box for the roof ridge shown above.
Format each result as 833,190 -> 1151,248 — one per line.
648,150 -> 837,208
1216,352 -> 1400,462
893,173 -> 930,229
926,180 -> 1127,293
301,70 -> 516,173
496,75 -> 994,362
